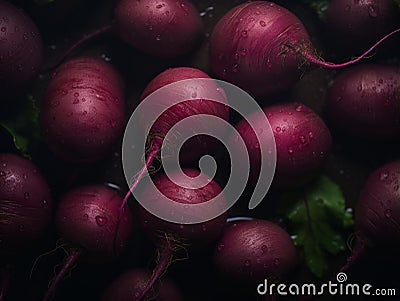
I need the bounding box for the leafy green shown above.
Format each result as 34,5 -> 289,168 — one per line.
0,95 -> 41,159
282,175 -> 353,277
302,0 -> 329,19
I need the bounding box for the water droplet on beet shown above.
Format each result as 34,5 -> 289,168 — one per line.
261,245 -> 268,254
19,225 -> 25,232
83,214 -> 89,220
95,216 -> 107,226
244,259 -> 251,267
155,34 -> 161,41
345,4 -> 351,11
156,4 -> 163,9
299,135 -> 307,144
273,258 -> 280,267
276,126 -> 281,132
24,192 -> 30,200
191,92 -> 197,98
259,20 -> 266,27
288,147 -> 294,155
74,92 -> 79,97
380,172 -> 389,181
202,225 -> 207,232
295,105 -> 303,112
240,48 -> 247,56
384,209 -> 392,218
23,174 -> 28,180
336,96 -> 342,102
241,30 -> 248,38
42,199 -> 49,209
394,184 -> 399,191
217,243 -> 224,252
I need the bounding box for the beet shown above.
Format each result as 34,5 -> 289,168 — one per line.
0,0 -> 43,98
0,153 -> 52,258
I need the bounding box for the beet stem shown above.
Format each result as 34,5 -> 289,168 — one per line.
42,248 -> 83,301
302,28 -> 400,69
43,24 -> 113,71
138,244 -> 174,301
113,145 -> 160,255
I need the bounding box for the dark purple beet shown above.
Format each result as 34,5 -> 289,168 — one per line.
356,160 -> 400,247
0,153 -> 52,258
136,169 -> 227,300
114,0 -> 204,58
235,102 -> 332,189
0,0 -> 43,98
325,0 -> 400,56
42,185 -> 133,301
209,1 -> 400,98
101,269 -> 184,301
326,64 -> 400,140
40,57 -> 126,164
214,219 -> 297,285
55,185 -> 133,262
138,169 -> 227,249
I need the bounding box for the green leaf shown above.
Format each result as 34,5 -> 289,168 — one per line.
0,95 -> 41,159
302,0 -> 329,19
282,175 -> 353,277
33,0 -> 55,5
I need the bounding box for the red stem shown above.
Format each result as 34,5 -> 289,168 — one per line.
302,28 -> 400,69
138,244 -> 174,301
113,145 -> 160,255
42,248 -> 83,301
43,24 -> 113,71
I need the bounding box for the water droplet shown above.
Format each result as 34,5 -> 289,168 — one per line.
299,135 -> 307,144
23,173 -> 28,180
254,142 -> 260,149
202,225 -> 207,231
0,171 -> 5,177
259,20 -> 266,27
276,126 -> 281,132
384,209 -> 392,218
240,48 -> 247,56
82,111 -> 88,116
345,4 -> 351,11
288,147 -> 294,155
231,63 -> 239,73
42,199 -> 49,208
295,105 -> 303,112
0,27 -> 6,32
179,224 -> 185,230
191,92 -> 197,98
368,5 -> 377,17
155,34 -> 161,41
156,4 -> 163,9
394,184 -> 399,191
24,192 -> 30,200
241,30 -> 248,38
308,131 -> 314,139
261,245 -> 268,254
217,243 -> 224,251
19,225 -> 25,232
357,84 -> 362,92
180,2 -> 189,13
74,92 -> 79,97
336,96 -> 342,102
110,120 -> 117,127
273,258 -> 280,267
380,172 -> 389,181
244,259 -> 251,267
95,216 -> 107,226
83,214 -> 89,220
